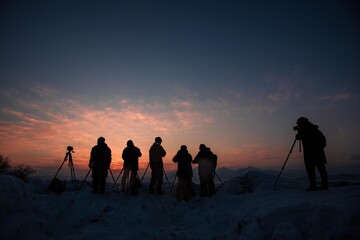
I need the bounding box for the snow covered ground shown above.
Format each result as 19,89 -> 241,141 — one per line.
1,168 -> 360,240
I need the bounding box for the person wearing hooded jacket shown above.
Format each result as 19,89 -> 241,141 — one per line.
193,144 -> 217,197
121,140 -> 142,194
89,137 -> 112,194
149,137 -> 166,194
173,145 -> 193,201
295,117 -> 328,191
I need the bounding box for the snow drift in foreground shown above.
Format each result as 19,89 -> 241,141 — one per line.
1,169 -> 359,240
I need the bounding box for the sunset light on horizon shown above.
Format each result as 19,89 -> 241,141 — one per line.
1,1 -> 359,178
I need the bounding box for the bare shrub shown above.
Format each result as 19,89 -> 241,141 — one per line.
0,154 -> 36,182
0,155 -> 11,174
10,164 -> 36,183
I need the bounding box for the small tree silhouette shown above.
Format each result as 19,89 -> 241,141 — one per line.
10,164 -> 36,183
0,155 -> 11,174
0,154 -> 36,182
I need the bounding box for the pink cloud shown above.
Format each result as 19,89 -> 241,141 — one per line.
0,94 -> 219,173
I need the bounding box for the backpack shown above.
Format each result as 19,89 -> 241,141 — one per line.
48,178 -> 65,194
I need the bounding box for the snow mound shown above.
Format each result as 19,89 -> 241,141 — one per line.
0,174 -> 35,215
222,169 -> 302,195
0,169 -> 360,239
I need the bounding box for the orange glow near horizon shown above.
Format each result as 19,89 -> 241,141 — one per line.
0,94 -> 336,177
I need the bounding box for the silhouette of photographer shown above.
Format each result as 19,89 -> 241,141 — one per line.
295,117 -> 328,191
89,137 -> 112,194
149,137 -> 166,195
173,145 -> 194,201
193,144 -> 217,197
121,140 -> 142,195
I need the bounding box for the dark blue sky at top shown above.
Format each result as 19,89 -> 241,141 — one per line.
1,0 -> 359,101
1,0 -> 360,168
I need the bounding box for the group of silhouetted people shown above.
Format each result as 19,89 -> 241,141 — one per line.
88,116 -> 328,197
88,136 -> 218,199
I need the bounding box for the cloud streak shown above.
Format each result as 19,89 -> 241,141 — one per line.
318,91 -> 359,102
0,87 -> 221,172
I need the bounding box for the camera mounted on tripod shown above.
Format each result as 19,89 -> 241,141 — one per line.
293,125 -> 299,131
48,145 -> 78,193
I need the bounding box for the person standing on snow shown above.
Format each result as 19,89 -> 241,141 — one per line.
173,145 -> 194,201
295,117 -> 328,191
89,137 -> 112,194
193,144 -> 217,197
121,140 -> 142,195
149,137 -> 166,195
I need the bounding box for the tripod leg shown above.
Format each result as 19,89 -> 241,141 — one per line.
109,168 -> 120,192
70,165 -> 78,192
169,173 -> 177,195
215,172 -> 224,186
163,169 -> 171,189
141,163 -> 150,183
48,160 -> 66,190
79,168 -> 91,191
113,168 -> 124,188
274,138 -> 297,186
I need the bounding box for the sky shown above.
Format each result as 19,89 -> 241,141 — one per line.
1,0 -> 359,176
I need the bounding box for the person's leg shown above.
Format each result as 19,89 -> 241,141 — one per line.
199,179 -> 207,197
305,162 -> 317,191
317,163 -> 328,190
156,169 -> 164,194
149,169 -> 156,194
129,170 -> 137,194
208,179 -> 215,197
122,168 -> 130,191
92,176 -> 99,193
100,177 -> 106,194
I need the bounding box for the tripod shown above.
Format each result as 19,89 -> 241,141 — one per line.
49,146 -> 78,192
79,168 -> 120,192
141,162 -> 171,188
274,138 -> 301,186
113,167 -> 124,188
113,167 -> 142,193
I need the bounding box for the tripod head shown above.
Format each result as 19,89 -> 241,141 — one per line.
67,146 -> 74,153
64,146 -> 74,162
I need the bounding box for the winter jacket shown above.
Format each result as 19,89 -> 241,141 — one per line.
173,149 -> 193,178
296,122 -> 327,165
89,143 -> 112,178
149,143 -> 166,169
122,146 -> 142,171
193,148 -> 217,179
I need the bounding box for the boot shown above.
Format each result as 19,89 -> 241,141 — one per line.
306,171 -> 317,192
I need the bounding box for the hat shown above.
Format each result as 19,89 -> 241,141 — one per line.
296,117 -> 309,124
